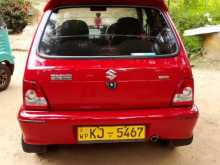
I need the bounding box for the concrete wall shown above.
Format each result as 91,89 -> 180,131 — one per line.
203,33 -> 220,60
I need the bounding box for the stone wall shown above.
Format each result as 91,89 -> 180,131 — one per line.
203,33 -> 220,61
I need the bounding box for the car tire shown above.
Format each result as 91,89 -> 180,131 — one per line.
159,136 -> 193,148
0,64 -> 11,91
172,136 -> 194,147
22,136 -> 47,154
159,140 -> 176,149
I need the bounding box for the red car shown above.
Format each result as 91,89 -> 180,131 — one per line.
18,0 -> 199,153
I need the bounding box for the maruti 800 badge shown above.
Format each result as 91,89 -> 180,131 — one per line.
50,74 -> 72,81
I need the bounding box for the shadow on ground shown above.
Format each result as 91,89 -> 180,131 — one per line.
36,142 -> 180,165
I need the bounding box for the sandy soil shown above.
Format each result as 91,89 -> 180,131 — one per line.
0,41 -> 220,165
0,51 -> 220,165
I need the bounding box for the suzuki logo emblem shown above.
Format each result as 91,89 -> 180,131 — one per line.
106,69 -> 117,81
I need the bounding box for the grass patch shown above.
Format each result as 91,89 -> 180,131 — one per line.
168,0 -> 220,57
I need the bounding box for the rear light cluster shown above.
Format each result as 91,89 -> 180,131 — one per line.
23,80 -> 48,110
172,79 -> 194,106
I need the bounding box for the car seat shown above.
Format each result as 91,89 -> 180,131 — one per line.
112,17 -> 143,45
57,20 -> 89,40
56,20 -> 96,56
111,17 -> 153,55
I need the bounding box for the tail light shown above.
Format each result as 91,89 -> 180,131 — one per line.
23,80 -> 48,110
172,79 -> 194,106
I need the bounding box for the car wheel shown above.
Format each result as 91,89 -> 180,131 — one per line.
159,140 -> 176,149
0,64 -> 11,91
22,136 -> 47,154
172,136 -> 194,147
159,136 -> 193,148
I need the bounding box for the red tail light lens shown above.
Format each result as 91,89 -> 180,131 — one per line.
23,80 -> 48,110
172,79 -> 194,106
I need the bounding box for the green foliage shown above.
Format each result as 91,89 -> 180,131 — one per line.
169,0 -> 220,57
0,0 -> 31,33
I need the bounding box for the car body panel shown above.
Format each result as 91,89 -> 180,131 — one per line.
24,10 -> 193,111
44,0 -> 168,11
18,105 -> 199,145
26,55 -> 188,111
18,1 -> 199,146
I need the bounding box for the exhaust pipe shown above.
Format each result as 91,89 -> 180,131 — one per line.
150,136 -> 160,143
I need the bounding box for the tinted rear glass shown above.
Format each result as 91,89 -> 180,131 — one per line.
39,7 -> 178,58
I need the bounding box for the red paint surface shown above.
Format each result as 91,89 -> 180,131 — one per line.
19,105 -> 199,145
18,2 -> 199,145
44,0 -> 168,11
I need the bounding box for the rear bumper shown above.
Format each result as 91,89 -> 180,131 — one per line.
18,105 -> 199,145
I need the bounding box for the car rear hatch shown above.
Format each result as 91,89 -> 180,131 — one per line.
24,3 -> 189,111
29,57 -> 184,111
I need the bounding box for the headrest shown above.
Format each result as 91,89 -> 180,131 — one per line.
58,20 -> 89,36
115,17 -> 143,35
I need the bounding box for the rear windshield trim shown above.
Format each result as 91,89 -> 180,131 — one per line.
37,5 -> 180,60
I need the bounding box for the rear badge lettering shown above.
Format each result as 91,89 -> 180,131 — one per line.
50,74 -> 72,81
158,75 -> 170,80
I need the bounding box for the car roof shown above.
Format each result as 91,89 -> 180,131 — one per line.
44,0 -> 168,11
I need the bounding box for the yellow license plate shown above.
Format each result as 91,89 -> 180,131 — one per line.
77,125 -> 146,143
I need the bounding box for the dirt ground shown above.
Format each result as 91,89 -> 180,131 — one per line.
1,2 -> 220,164
0,37 -> 220,165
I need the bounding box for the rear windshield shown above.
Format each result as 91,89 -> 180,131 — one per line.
39,7 -> 178,58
